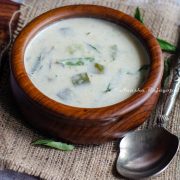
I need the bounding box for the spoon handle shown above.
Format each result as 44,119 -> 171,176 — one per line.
162,56 -> 180,117
158,27 -> 180,127
158,34 -> 180,126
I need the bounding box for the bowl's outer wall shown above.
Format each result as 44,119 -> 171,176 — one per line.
10,73 -> 160,144
10,5 -> 163,144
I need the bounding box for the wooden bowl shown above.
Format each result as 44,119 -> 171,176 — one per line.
10,5 -> 163,144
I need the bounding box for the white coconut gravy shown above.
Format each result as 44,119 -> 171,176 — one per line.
24,18 -> 149,108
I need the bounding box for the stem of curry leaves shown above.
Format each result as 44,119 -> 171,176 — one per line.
104,83 -> 112,93
87,43 -> 100,53
134,7 -> 176,87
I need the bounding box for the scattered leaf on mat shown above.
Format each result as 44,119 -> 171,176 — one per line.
32,139 -> 74,151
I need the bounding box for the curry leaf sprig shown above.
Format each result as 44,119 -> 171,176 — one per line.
134,7 -> 176,87
134,7 -> 176,53
32,139 -> 74,151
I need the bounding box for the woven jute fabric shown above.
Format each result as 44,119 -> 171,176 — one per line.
0,0 -> 180,179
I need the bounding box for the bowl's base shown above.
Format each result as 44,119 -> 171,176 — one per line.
11,74 -> 160,144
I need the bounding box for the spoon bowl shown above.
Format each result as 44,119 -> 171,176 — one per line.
117,29 -> 180,179
116,128 -> 179,179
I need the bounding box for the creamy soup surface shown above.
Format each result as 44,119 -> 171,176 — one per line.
25,18 -> 149,108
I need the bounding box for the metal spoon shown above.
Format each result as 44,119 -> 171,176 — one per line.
116,37 -> 180,179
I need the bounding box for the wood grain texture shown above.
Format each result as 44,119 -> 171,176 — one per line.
0,1 -> 37,179
0,0 -> 20,72
0,0 -> 19,44
10,5 -> 163,144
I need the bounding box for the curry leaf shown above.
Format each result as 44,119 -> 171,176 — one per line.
157,38 -> 176,53
163,57 -> 171,87
56,57 -> 94,66
65,61 -> 84,66
104,83 -> 112,93
94,63 -> 104,73
32,139 -> 74,151
110,44 -> 118,61
134,7 -> 144,23
71,72 -> 90,86
138,64 -> 150,71
87,43 -> 100,53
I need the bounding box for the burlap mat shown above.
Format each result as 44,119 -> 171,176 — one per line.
0,0 -> 180,179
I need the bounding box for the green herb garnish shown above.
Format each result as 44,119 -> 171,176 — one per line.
104,83 -> 112,93
65,61 -> 84,66
110,44 -> 118,61
134,7 -> 144,23
57,88 -> 73,101
157,38 -> 176,53
32,139 -> 74,151
138,64 -> 150,71
31,55 -> 44,74
71,72 -> 90,86
56,57 -> 94,66
87,43 -> 100,53
94,63 -> 104,73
